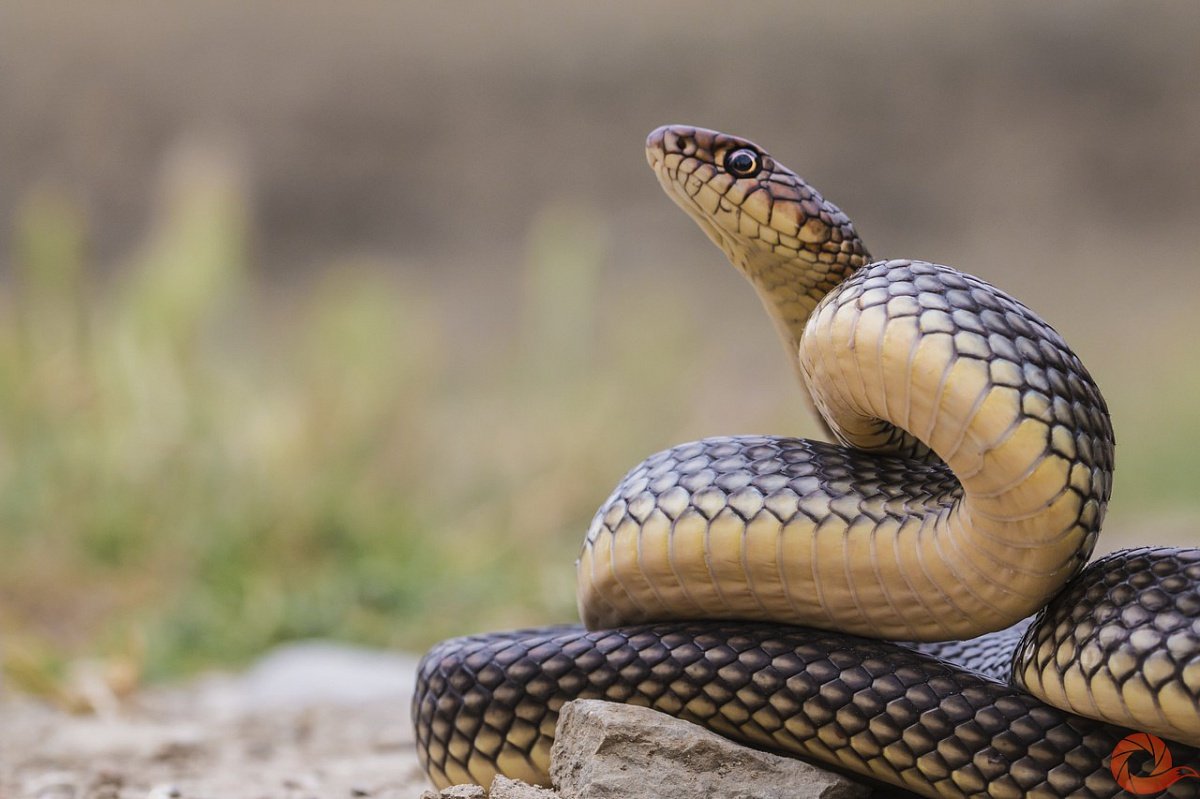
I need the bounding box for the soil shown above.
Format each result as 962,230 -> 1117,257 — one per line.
1,642 -> 431,799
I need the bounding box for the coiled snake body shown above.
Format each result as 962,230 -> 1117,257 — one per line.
413,126 -> 1200,798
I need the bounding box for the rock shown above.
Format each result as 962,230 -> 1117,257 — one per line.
489,775 -> 561,798
549,700 -> 870,799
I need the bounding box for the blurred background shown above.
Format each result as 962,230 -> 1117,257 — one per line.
0,2 -> 1197,695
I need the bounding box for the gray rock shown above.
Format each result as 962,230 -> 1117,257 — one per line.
549,700 -> 870,799
489,775 -> 561,799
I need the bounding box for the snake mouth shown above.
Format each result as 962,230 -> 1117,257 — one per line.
647,156 -> 739,264
645,126 -> 747,262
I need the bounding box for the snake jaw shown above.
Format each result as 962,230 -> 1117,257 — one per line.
647,128 -> 740,262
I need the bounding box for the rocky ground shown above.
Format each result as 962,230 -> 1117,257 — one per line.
1,642 -> 430,799
2,644 -> 874,799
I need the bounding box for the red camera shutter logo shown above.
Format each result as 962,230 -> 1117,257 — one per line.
1111,733 -> 1200,795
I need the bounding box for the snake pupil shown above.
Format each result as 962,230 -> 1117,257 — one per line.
725,148 -> 761,178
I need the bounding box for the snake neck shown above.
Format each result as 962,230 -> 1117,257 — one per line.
736,246 -> 872,444
737,245 -> 868,355
734,244 -> 871,417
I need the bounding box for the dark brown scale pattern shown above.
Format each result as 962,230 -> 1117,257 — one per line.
908,619 -> 1032,683
414,623 -> 1200,798
585,434 -> 961,542
1017,548 -> 1200,698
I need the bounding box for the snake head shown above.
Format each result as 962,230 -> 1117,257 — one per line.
646,124 -> 871,354
645,125 -> 868,278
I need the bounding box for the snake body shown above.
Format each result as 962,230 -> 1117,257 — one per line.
413,126 -> 1200,797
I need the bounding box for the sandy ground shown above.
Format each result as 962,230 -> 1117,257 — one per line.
0,642 -> 431,799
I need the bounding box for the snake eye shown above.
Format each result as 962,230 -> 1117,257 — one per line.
724,148 -> 761,178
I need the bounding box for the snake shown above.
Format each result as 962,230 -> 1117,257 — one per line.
412,126 -> 1200,798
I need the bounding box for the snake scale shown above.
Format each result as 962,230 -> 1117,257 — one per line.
413,126 -> 1200,798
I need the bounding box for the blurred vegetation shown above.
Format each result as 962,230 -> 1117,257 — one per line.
0,2 -> 1197,695
0,142 -> 724,687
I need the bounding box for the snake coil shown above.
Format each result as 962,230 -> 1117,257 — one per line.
413,126 -> 1200,798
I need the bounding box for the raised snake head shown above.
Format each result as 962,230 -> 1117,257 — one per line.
645,124 -> 872,376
